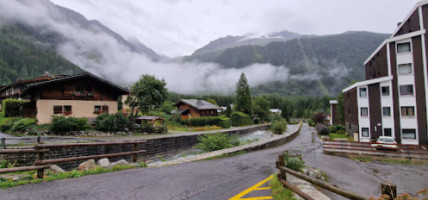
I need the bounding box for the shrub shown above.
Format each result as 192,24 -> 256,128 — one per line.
0,118 -> 20,132
329,125 -> 345,133
308,119 -> 315,127
311,112 -> 327,124
289,121 -> 299,125
180,116 -> 231,128
95,113 -> 130,132
50,116 -> 90,134
2,99 -> 24,117
336,130 -> 346,135
271,119 -> 288,134
230,112 -> 253,126
283,152 -> 305,171
10,118 -> 37,133
138,123 -> 167,134
194,133 -> 240,152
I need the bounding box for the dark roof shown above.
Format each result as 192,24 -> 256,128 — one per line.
175,99 -> 220,110
24,72 -> 129,95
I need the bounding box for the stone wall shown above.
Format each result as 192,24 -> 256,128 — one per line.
1,125 -> 268,170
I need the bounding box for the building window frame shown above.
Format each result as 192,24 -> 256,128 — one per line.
396,42 -> 411,53
399,84 -> 414,96
382,107 -> 391,117
381,86 -> 390,96
360,107 -> 369,117
384,128 -> 392,137
398,63 -> 413,74
402,129 -> 416,140
359,87 -> 367,97
53,105 -> 63,114
401,106 -> 415,117
361,127 -> 370,138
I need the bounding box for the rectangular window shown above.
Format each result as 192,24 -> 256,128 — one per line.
399,85 -> 414,95
102,105 -> 109,114
94,106 -> 101,114
64,105 -> 72,115
347,107 -> 351,114
398,63 -> 412,74
397,42 -> 411,53
381,86 -> 389,96
361,107 -> 368,117
382,107 -> 391,116
362,128 -> 370,137
359,87 -> 367,97
402,129 -> 416,139
401,106 -> 415,117
53,106 -> 63,114
384,128 -> 392,137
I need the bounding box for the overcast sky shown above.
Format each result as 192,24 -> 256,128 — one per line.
51,0 -> 420,57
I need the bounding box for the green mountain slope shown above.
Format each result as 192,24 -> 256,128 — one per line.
0,25 -> 83,85
186,31 -> 389,96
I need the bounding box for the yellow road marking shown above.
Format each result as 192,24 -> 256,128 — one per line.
253,187 -> 271,190
229,175 -> 274,200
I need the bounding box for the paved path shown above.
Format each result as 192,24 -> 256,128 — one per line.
1,124 -> 427,200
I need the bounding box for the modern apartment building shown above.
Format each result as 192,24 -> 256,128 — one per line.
343,1 -> 428,145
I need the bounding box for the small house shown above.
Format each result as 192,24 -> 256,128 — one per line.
175,99 -> 220,119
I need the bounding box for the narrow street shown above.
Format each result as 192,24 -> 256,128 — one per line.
1,124 -> 427,200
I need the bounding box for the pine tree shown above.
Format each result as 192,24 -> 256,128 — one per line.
234,73 -> 253,115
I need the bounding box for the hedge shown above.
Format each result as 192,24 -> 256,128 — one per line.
95,113 -> 130,132
49,116 -> 91,134
230,112 -> 253,127
2,99 -> 24,117
181,116 -> 231,128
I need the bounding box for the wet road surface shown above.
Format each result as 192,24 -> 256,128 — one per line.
1,124 -> 427,200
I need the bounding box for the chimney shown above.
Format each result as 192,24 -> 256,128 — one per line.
196,98 -> 204,106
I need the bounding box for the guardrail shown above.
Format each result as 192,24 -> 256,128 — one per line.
275,151 -> 397,200
0,140 -> 146,178
322,140 -> 428,159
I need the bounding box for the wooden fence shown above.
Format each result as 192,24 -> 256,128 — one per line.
322,140 -> 428,159
0,140 -> 146,178
275,151 -> 396,200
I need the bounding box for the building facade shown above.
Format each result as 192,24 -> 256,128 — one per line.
175,99 -> 220,119
0,72 -> 129,124
343,1 -> 428,145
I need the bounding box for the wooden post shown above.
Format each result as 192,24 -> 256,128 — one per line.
381,182 -> 397,200
132,143 -> 138,163
37,136 -> 41,144
36,150 -> 45,178
277,154 -> 286,181
1,138 -> 5,149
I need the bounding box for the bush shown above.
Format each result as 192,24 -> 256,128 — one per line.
138,123 -> 167,134
308,119 -> 315,127
289,121 -> 299,125
0,118 -> 20,132
194,133 -> 240,152
50,116 -> 90,134
283,152 -> 305,171
336,130 -> 346,135
10,118 -> 37,133
230,112 -> 253,126
181,116 -> 231,128
2,99 -> 24,117
329,125 -> 345,133
316,124 -> 330,135
271,119 -> 288,134
95,113 -> 130,132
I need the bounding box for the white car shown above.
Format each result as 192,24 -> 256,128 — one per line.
371,136 -> 398,150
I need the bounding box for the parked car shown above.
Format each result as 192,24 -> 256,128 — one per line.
371,136 -> 398,150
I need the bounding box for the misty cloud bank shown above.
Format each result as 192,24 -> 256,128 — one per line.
0,0 -> 349,95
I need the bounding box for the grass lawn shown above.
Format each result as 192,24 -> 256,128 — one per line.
329,133 -> 353,141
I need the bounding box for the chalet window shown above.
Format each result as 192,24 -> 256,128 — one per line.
382,107 -> 391,117
384,128 -> 392,137
102,105 -> 109,114
402,129 -> 416,139
53,106 -> 63,114
381,86 -> 389,96
397,42 -> 411,53
399,85 -> 414,95
398,63 -> 412,74
360,107 -> 368,117
64,106 -> 72,115
401,106 -> 415,117
362,128 -> 370,137
94,106 -> 101,114
359,87 -> 367,97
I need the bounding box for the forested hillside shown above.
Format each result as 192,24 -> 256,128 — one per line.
0,25 -> 83,85
186,31 -> 389,96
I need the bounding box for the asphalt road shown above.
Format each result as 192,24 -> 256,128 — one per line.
1,124 -> 427,200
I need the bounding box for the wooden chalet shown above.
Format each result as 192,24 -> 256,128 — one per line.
175,99 -> 220,119
0,72 -> 129,124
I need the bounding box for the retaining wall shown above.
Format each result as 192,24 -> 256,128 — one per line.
1,125 -> 268,170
